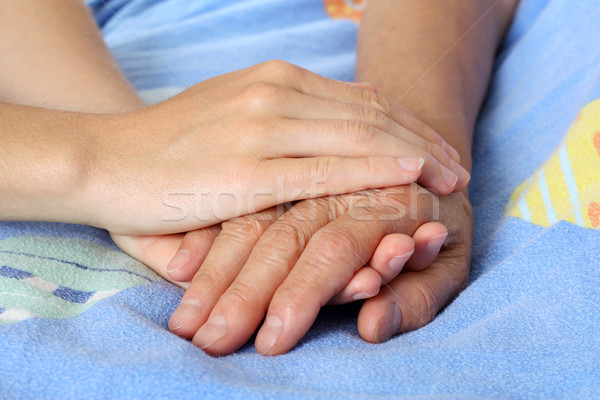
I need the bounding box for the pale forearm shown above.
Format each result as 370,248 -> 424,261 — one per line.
357,0 -> 518,169
0,0 -> 141,224
0,103 -> 96,223
0,0 -> 142,113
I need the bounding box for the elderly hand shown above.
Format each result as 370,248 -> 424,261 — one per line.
157,185 -> 471,355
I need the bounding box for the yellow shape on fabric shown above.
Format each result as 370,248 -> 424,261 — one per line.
506,99 -> 600,229
323,0 -> 365,22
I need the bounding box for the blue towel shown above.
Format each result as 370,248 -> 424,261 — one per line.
1,0 -> 599,398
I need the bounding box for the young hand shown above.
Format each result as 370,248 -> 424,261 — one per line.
85,61 -> 468,236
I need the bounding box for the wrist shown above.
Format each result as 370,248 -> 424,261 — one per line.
0,105 -> 97,224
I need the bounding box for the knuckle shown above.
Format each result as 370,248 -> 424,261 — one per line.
342,120 -> 372,144
190,269 -> 220,290
261,59 -> 303,81
241,82 -> 283,110
262,222 -> 306,252
313,156 -> 335,180
356,105 -> 381,126
222,215 -> 269,241
413,280 -> 440,324
224,280 -> 263,307
361,88 -> 378,106
316,227 -> 360,258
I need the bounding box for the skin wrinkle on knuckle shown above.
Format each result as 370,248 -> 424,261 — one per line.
317,227 -> 362,262
346,119 -> 372,143
413,280 -> 440,325
189,269 -> 221,292
261,221 -> 307,253
223,279 -> 264,309
356,104 -> 380,127
280,258 -> 338,307
222,215 -> 269,239
312,156 -> 335,182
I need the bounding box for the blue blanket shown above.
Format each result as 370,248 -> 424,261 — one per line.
1,0 -> 599,398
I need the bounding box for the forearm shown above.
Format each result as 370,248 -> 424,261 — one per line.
0,103 -> 97,223
0,0 -> 142,113
357,0 -> 518,169
0,0 -> 142,224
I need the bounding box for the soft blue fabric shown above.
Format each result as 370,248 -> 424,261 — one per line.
1,0 -> 599,398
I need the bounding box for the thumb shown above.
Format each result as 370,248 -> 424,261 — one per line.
356,254 -> 469,343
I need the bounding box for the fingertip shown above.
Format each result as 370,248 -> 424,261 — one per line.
373,302 -> 402,343
406,222 -> 448,271
452,161 -> 471,192
397,157 -> 424,173
255,314 -> 284,355
166,249 -> 192,281
329,267 -> 381,305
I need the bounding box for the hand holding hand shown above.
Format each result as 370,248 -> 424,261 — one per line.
157,184 -> 471,355
87,60 -> 467,236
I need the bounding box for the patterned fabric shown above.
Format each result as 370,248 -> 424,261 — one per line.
323,0 -> 365,22
0,236 -> 158,325
506,99 -> 600,228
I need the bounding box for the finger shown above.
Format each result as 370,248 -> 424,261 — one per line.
111,232 -> 188,288
328,267 -> 381,305
254,200 -> 426,355
191,199 -> 332,355
168,209 -> 278,339
166,225 -> 222,282
329,232 -> 415,305
253,60 -> 394,113
255,119 -> 463,195
328,222 -> 447,305
243,82 -> 461,167
347,81 -> 378,93
258,156 -> 426,206
357,253 -> 468,343
405,222 -> 448,271
343,82 -> 459,164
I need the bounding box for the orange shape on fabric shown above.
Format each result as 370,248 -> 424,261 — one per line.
589,202 -> 600,227
324,0 -> 365,22
594,131 -> 600,159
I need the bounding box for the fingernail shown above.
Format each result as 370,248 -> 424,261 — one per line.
398,157 -> 424,172
352,290 -> 379,301
166,250 -> 190,273
195,314 -> 228,349
375,302 -> 402,343
388,249 -> 415,272
443,142 -> 461,163
169,298 -> 202,331
257,314 -> 283,355
441,165 -> 458,187
372,100 -> 387,113
451,160 -> 471,187
426,232 -> 448,255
